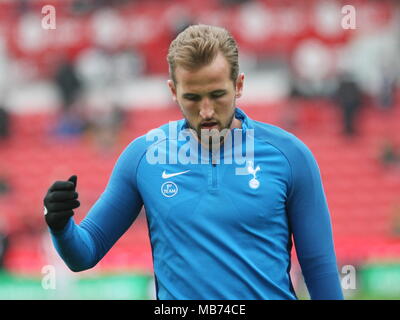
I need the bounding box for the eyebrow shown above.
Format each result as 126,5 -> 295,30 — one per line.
182,89 -> 227,98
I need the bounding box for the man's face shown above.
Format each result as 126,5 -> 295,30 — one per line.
168,52 -> 244,144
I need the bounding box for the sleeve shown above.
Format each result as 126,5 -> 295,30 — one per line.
286,139 -> 344,300
49,137 -> 146,272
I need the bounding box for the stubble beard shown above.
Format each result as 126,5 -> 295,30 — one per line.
194,107 -> 236,151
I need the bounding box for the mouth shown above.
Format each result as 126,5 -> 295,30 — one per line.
200,121 -> 219,130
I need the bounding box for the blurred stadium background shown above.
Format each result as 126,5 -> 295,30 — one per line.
0,0 -> 399,300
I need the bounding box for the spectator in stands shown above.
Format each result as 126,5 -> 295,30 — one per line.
0,106 -> 10,140
280,79 -> 301,132
86,100 -> 125,153
0,217 -> 9,271
220,0 -> 251,6
16,0 -> 30,14
167,8 -> 196,41
379,139 -> 400,169
54,58 -> 83,113
52,104 -> 88,139
71,0 -> 130,14
334,73 -> 364,137
0,177 -> 10,196
378,64 -> 397,111
0,163 -> 11,196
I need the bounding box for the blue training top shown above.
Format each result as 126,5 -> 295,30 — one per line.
50,107 -> 344,300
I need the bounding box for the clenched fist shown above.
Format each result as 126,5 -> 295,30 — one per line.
43,175 -> 80,231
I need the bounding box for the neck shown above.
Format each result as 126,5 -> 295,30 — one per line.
230,116 -> 242,130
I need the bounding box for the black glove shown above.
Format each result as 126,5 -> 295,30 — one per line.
44,175 -> 80,231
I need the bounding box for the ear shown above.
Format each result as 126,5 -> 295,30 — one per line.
235,73 -> 244,98
167,79 -> 178,102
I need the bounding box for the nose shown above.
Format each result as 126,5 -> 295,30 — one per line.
199,98 -> 215,120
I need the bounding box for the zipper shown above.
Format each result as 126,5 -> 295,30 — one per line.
209,150 -> 218,191
211,162 -> 217,189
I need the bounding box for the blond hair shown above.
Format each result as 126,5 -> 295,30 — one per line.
167,24 -> 239,84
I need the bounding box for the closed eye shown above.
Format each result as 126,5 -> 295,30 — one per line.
210,90 -> 227,99
183,94 -> 201,102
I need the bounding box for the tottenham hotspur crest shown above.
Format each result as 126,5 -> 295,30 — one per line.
235,160 -> 261,189
246,161 -> 261,189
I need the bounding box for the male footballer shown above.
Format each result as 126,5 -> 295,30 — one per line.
44,25 -> 344,300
